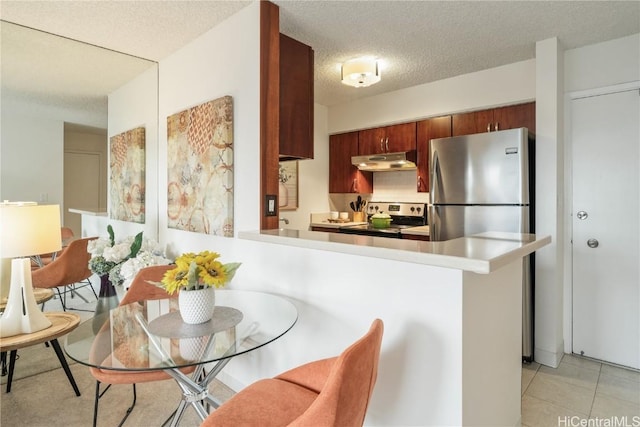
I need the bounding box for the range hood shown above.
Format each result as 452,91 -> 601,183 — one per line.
351,152 -> 417,171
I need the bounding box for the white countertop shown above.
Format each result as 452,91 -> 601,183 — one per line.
68,208 -> 107,216
239,229 -> 550,274
309,212 -> 366,228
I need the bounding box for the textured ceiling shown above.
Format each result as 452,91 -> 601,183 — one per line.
1,0 -> 639,114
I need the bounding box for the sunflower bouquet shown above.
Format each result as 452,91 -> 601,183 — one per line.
159,251 -> 241,295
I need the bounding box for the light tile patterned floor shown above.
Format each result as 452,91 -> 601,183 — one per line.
522,354 -> 640,427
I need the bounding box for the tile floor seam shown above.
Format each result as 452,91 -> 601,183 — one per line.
588,365 -> 604,418
523,385 -> 593,417
523,392 -> 591,420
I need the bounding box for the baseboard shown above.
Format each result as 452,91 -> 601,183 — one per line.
534,341 -> 564,368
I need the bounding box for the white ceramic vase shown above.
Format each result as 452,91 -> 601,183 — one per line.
178,287 -> 216,324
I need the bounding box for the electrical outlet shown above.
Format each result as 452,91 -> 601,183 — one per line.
265,195 -> 277,216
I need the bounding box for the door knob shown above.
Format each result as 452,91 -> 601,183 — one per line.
587,238 -> 599,248
577,211 -> 588,220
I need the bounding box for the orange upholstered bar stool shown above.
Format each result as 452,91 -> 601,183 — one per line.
201,319 -> 383,427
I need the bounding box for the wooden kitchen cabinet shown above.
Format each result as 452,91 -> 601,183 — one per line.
416,115 -> 452,192
358,122 -> 417,155
452,102 -> 535,137
329,131 -> 373,193
279,33 -> 314,160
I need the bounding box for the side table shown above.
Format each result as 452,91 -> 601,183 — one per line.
0,312 -> 81,395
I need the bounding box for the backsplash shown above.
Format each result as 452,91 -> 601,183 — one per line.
329,170 -> 429,212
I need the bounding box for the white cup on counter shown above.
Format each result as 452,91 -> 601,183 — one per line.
330,211 -> 339,220
339,212 -> 349,220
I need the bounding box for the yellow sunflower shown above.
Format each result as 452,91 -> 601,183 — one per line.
199,259 -> 227,288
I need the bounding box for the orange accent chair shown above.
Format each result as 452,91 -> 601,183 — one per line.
89,264 -> 196,427
31,236 -> 98,310
200,319 -> 384,427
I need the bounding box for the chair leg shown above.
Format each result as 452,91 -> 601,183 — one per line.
55,287 -> 68,311
50,339 -> 81,396
1,351 -> 7,376
94,381 -> 137,427
84,278 -> 99,300
5,350 -> 17,393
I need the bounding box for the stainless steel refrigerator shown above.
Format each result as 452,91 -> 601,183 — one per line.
428,127 -> 535,361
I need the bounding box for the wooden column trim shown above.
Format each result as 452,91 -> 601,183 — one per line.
260,0 -> 280,230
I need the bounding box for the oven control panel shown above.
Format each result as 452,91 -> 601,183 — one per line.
367,202 -> 426,217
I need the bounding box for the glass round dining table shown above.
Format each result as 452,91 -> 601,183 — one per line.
64,290 -> 298,426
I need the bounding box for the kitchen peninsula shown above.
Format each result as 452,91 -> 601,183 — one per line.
239,229 -> 550,426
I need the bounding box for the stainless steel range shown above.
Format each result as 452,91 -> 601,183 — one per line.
339,202 -> 427,239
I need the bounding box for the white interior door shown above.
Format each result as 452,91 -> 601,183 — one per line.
572,88 -> 640,369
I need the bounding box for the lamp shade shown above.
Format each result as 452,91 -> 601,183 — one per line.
341,57 -> 381,87
0,203 -> 62,259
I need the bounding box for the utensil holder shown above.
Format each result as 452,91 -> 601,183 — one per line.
353,212 -> 365,222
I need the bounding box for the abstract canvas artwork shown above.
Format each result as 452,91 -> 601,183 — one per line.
110,127 -> 145,223
167,96 -> 234,236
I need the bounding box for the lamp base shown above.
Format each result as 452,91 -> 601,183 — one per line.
0,258 -> 52,337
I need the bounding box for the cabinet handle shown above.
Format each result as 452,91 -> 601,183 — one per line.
487,123 -> 491,132
353,178 -> 358,193
385,137 -> 389,152
417,175 -> 424,190
380,138 -> 384,152
495,122 -> 499,131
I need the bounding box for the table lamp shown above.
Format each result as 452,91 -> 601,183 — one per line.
0,202 -> 62,337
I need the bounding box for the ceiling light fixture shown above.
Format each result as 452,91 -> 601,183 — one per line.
341,57 -> 381,88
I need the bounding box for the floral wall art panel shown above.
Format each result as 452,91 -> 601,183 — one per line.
167,96 -> 234,236
278,160 -> 298,210
110,127 -> 146,223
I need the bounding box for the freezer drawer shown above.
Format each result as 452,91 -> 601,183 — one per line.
428,205 -> 529,241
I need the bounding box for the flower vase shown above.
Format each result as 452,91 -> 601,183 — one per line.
178,287 -> 215,324
92,275 -> 120,333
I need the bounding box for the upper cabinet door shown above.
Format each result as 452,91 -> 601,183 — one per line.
279,33 -> 314,160
358,127 -> 387,155
416,116 -> 452,192
452,110 -> 494,136
452,102 -> 536,136
358,122 -> 416,155
493,102 -> 535,135
385,122 -> 417,153
329,132 -> 372,193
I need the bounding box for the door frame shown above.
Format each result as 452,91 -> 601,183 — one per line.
563,80 -> 640,357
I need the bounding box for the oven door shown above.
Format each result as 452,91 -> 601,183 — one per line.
339,224 -> 402,239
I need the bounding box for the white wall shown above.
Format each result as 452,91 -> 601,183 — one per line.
0,96 -> 105,205
565,33 -> 640,93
